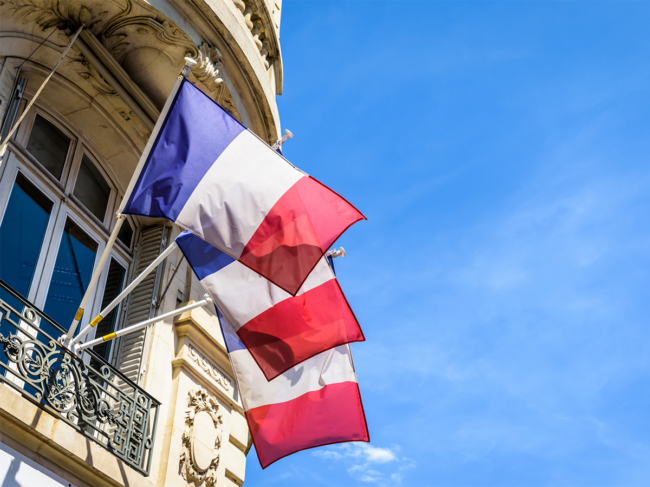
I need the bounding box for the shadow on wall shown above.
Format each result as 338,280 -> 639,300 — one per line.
0,444 -> 73,487
1,457 -> 20,487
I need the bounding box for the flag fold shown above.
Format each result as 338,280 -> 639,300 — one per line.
122,79 -> 365,295
219,311 -> 369,468
177,230 -> 365,381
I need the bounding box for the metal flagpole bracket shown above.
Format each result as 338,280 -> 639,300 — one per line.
76,295 -> 212,353
69,240 -> 179,348
272,129 -> 293,152
180,57 -> 197,80
326,247 -> 345,258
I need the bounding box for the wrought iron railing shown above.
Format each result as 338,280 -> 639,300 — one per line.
0,279 -> 160,476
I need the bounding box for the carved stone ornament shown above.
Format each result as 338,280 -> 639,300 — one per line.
180,389 -> 223,487
188,344 -> 231,391
235,0 -> 273,69
0,0 -> 200,107
193,43 -> 224,93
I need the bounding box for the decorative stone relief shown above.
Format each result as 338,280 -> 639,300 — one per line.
1,0 -> 244,131
193,43 -> 224,93
232,0 -> 246,14
0,0 -> 201,108
187,344 -> 231,391
234,0 -> 274,69
101,17 -> 198,69
69,50 -> 118,96
188,43 -> 241,121
0,0 -> 124,32
180,389 -> 223,487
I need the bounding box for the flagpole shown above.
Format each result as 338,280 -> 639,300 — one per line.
76,295 -> 211,352
70,241 -> 179,347
63,57 -> 197,346
0,25 -> 84,161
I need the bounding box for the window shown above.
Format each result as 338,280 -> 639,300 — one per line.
92,259 -> 126,361
73,154 -> 111,221
0,173 -> 53,347
0,104 -> 135,369
118,219 -> 134,248
25,114 -> 71,180
40,218 -> 98,338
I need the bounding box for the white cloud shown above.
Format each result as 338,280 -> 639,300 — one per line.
390,473 -> 403,483
312,450 -> 343,460
313,444 -> 412,486
351,444 -> 398,464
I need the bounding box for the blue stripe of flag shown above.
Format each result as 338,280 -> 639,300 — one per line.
123,79 -> 245,220
216,307 -> 246,352
176,231 -> 235,280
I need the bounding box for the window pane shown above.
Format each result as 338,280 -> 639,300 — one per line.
25,115 -> 70,180
92,259 -> 126,361
41,219 -> 97,338
73,155 -> 110,222
117,219 -> 134,248
0,173 -> 52,359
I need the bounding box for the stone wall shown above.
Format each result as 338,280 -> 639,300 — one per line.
0,0 -> 284,484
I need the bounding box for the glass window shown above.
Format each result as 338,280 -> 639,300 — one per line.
0,173 -> 53,355
117,219 -> 134,248
73,154 -> 110,222
0,173 -> 53,298
25,115 -> 71,180
92,259 -> 126,361
41,218 -> 97,338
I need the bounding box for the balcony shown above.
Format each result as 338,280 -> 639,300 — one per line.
0,279 -> 160,476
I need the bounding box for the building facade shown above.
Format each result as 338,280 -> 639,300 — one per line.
0,0 -> 284,485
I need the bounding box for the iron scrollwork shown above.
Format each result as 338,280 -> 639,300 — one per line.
0,280 -> 159,475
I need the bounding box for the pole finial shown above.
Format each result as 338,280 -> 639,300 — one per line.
272,129 -> 294,152
326,247 -> 345,259
180,57 -> 198,79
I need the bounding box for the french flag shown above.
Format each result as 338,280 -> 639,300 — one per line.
219,311 -> 369,468
176,231 -> 365,380
122,79 -> 366,295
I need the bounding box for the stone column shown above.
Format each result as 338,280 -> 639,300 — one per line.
158,305 -> 249,487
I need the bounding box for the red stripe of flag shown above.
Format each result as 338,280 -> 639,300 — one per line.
246,381 -> 370,469
239,176 -> 366,295
237,279 -> 365,380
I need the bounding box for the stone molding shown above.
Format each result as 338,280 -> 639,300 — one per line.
191,42 -> 241,120
173,306 -> 243,414
187,343 -> 232,391
179,389 -> 223,487
0,0 -> 242,117
193,43 -> 224,92
231,0 -> 275,70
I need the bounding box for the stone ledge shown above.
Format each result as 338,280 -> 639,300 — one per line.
0,383 -> 158,487
174,304 -> 232,374
170,354 -> 244,414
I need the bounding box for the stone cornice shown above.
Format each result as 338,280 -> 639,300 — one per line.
171,0 -> 282,141
0,0 -> 281,141
173,305 -> 244,414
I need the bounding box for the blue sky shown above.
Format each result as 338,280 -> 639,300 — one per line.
244,2 -> 650,486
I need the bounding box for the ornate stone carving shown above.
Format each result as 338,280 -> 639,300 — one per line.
235,0 -> 273,69
69,50 -> 118,96
180,389 -> 223,487
102,17 -> 198,68
193,43 -> 224,93
232,0 -> 245,14
0,0 -> 200,84
188,344 -> 231,391
0,0 -> 127,32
